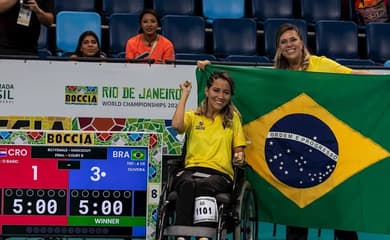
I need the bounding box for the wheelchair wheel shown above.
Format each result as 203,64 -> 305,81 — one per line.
155,206 -> 167,240
156,182 -> 170,240
234,181 -> 258,240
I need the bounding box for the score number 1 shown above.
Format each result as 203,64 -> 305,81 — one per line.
32,165 -> 38,181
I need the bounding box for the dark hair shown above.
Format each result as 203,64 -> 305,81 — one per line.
206,72 -> 235,96
196,72 -> 240,128
138,9 -> 161,34
273,23 -> 310,70
73,31 -> 102,58
275,23 -> 305,48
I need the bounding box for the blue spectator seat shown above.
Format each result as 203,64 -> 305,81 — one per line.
385,60 -> 390,67
161,15 -> 206,55
161,15 -> 215,61
212,18 -> 257,59
56,11 -> 101,56
175,53 -> 217,61
102,0 -> 143,23
300,0 -> 342,27
153,0 -> 196,16
38,49 -> 52,59
336,58 -> 377,66
366,22 -> 390,64
109,13 -> 139,58
225,55 -> 271,64
55,0 -> 96,13
263,18 -> 307,59
103,0 -> 144,15
37,25 -> 51,58
315,20 -> 376,67
202,0 -> 245,23
251,0 -> 294,28
315,20 -> 358,59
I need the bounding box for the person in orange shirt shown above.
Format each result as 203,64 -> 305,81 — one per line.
125,9 -> 175,63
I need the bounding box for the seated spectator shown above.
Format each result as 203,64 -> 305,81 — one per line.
0,0 -> 54,56
70,31 -> 105,59
353,0 -> 390,24
125,9 -> 175,63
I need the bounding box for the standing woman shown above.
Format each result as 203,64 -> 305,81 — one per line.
274,23 -> 369,240
0,0 -> 54,55
71,31 -> 105,59
171,72 -> 246,240
125,9 -> 175,63
274,23 -> 368,74
196,24 -> 370,240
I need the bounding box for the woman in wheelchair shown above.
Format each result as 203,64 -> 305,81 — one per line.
170,71 -> 246,240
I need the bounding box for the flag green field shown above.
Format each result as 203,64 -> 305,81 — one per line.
196,64 -> 390,233
131,149 -> 146,161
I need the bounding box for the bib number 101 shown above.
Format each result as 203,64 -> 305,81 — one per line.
193,196 -> 218,224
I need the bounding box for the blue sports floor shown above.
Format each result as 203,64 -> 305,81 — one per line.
258,222 -> 390,240
3,222 -> 390,240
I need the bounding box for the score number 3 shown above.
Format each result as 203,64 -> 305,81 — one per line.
90,166 -> 107,182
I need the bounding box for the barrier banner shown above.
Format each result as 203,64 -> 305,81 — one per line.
0,59 -> 198,155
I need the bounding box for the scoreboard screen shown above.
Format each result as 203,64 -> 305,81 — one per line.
0,130 -> 162,239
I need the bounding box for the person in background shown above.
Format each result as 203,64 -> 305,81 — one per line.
125,9 -> 175,63
0,0 -> 54,55
70,31 -> 105,59
353,0 -> 390,24
274,23 -> 370,240
273,23 -> 370,74
171,72 -> 246,240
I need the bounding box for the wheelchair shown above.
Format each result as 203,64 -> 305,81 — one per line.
155,156 -> 258,240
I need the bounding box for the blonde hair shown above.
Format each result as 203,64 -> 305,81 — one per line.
273,23 -> 311,70
196,72 -> 241,128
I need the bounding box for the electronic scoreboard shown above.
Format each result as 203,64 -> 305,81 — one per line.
0,130 -> 162,239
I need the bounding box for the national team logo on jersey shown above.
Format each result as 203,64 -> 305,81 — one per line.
195,121 -> 205,130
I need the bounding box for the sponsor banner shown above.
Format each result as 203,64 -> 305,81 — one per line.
0,60 -> 197,119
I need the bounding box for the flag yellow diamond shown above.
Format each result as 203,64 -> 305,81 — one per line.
244,93 -> 389,208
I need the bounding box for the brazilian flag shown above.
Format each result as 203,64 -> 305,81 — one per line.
131,148 -> 146,161
196,65 -> 390,233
